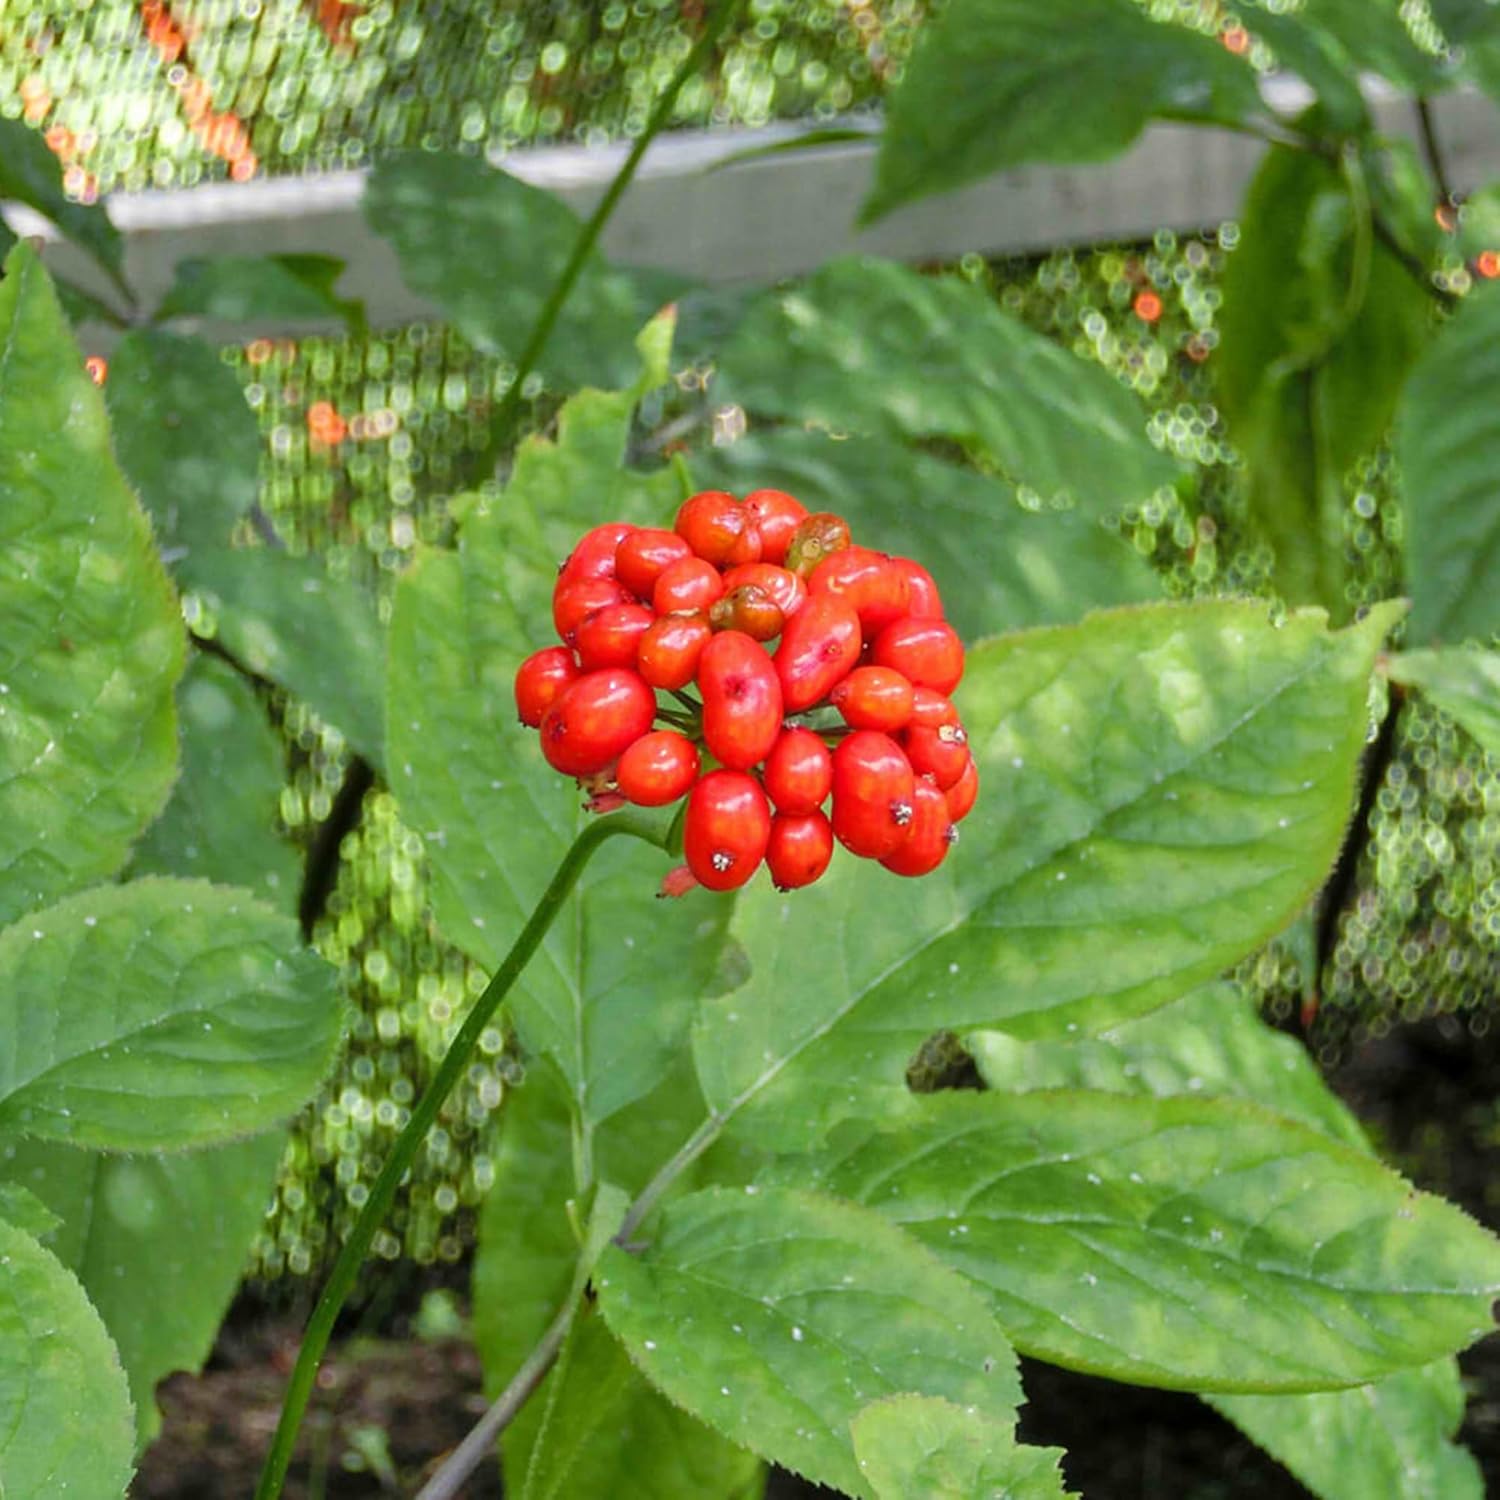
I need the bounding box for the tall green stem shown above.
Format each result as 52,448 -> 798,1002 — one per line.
254,813 -> 669,1500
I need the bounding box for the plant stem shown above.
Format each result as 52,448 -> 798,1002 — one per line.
1415,97 -> 1456,209
463,0 -> 743,486
253,812 -> 670,1500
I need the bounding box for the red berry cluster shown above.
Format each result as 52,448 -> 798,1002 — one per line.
513,489 -> 978,894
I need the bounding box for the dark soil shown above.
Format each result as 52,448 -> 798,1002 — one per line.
133,1012 -> 1500,1500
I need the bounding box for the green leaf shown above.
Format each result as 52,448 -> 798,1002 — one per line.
1386,648 -> 1500,754
694,600 -> 1401,1151
968,981 -> 1369,1152
184,548 -> 385,766
0,1182 -> 60,1238
0,117 -> 124,287
0,245 -> 184,928
127,655 -> 298,914
0,1216 -> 135,1498
851,1395 -> 1074,1500
154,253 -> 361,330
104,329 -> 259,559
691,430 -> 1160,640
863,0 -> 1264,223
1395,284 -> 1500,644
363,152 -> 642,389
773,1091 -> 1500,1391
1208,1361 -> 1483,1500
1216,144 -> 1431,615
1242,0 -> 1448,97
596,1185 -> 1022,1496
5,1132 -> 283,1446
0,877 -> 342,1150
715,258 -> 1180,513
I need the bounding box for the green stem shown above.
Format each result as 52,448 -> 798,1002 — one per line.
465,0 -> 744,484
253,812 -> 670,1500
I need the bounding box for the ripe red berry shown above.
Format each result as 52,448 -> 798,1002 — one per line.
721,562 -> 807,619
698,630 -> 783,770
946,755 -> 979,822
514,646 -> 579,727
575,602 -> 655,671
880,778 -> 956,878
710,584 -> 784,642
615,527 -> 691,600
539,668 -> 656,778
559,522 -> 635,586
909,686 -> 960,730
767,810 -> 834,889
638,611 -> 713,690
553,577 -> 631,644
653,555 -> 725,615
809,547 -> 911,634
616,730 -> 701,806
684,769 -> 771,891
831,730 -> 916,860
830,665 -> 915,733
904,721 -> 970,790
774,593 -> 862,712
762,726 -> 833,814
675,490 -> 759,566
742,489 -> 808,566
894,558 -> 944,619
872,617 -> 964,694
784,511 -> 851,579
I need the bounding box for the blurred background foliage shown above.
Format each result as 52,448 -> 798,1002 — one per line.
1,0 -> 1495,1283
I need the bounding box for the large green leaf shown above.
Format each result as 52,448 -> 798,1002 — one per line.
127,655 -> 299,911
1216,144 -> 1431,616
596,1185 -> 1022,1497
772,1091 -> 1500,1391
5,1132 -> 282,1447
363,153 -> 642,390
694,600 -> 1400,1151
1386,648 -> 1500,755
1242,0 -> 1448,98
850,1395 -> 1074,1500
0,1216 -> 135,1498
691,431 -> 1160,639
104,328 -> 259,559
0,877 -> 342,1150
0,245 -> 184,929
863,0 -> 1264,223
1395,284 -> 1500,644
715,259 -> 1180,513
1209,1361 -> 1483,1500
154,253 -> 361,330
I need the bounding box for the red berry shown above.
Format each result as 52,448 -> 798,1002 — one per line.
830,665 -> 915,733
710,584 -> 785,642
539,669 -> 656,778
785,512 -> 851,579
675,490 -> 757,566
653,555 -> 725,615
553,577 -> 631,644
684,769 -> 771,891
767,811 -> 834,889
946,755 -> 979,822
763,726 -> 833,814
809,547 -> 910,634
722,562 -> 807,619
742,489 -> 808,566
698,630 -> 783,770
559,522 -> 635,586
773,594 -> 862,712
880,778 -> 956,878
615,527 -> 691,599
894,558 -> 944,619
904,721 -> 970,790
831,730 -> 915,860
575,602 -> 654,671
910,686 -> 960,730
872,617 -> 964,694
514,646 -> 579,727
638,611 -> 713,690
616,730 -> 701,806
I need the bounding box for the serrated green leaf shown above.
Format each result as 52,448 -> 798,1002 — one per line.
155,253 -> 361,330
851,1394 -> 1074,1500
126,656 -> 299,911
1395,284 -> 1500,644
715,258 -> 1180,513
0,1216 -> 135,1499
596,1185 -> 1021,1497
363,153 -> 642,390
0,877 -> 342,1150
1386,648 -> 1500,754
694,600 -> 1400,1151
1208,1360 -> 1483,1500
770,1091 -> 1500,1391
5,1132 -> 283,1446
863,0 -> 1264,223
691,431 -> 1160,639
0,1181 -> 59,1238
184,548 -> 385,766
0,245 -> 184,929
104,328 -> 259,559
